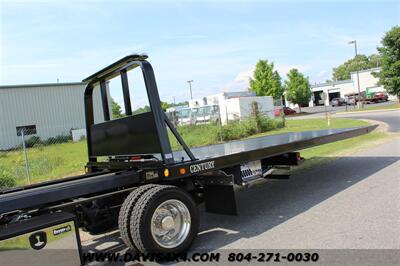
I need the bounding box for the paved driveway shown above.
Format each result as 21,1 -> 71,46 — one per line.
194,138 -> 399,250
289,108 -> 400,133
335,110 -> 400,132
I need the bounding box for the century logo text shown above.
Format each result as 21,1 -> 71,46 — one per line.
189,161 -> 215,173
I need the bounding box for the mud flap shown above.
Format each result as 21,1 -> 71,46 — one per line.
204,184 -> 237,215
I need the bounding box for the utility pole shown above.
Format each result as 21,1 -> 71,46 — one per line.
348,40 -> 363,109
187,80 -> 193,100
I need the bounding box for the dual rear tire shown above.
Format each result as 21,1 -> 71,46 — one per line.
118,185 -> 199,253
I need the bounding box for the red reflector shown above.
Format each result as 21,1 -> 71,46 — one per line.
130,156 -> 141,161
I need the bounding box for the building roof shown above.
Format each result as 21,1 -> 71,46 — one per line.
350,67 -> 381,75
0,82 -> 86,89
311,67 -> 381,89
311,79 -> 352,88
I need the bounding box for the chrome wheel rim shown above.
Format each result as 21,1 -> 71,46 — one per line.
150,199 -> 191,248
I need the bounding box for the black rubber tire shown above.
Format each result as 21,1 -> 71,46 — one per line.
130,185 -> 199,253
118,184 -> 157,251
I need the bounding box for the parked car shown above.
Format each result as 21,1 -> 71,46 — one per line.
374,92 -> 389,102
284,107 -> 297,115
345,96 -> 356,105
274,107 -> 297,116
330,97 -> 346,107
365,91 -> 389,104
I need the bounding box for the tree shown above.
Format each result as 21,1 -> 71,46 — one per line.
284,69 -> 312,112
249,59 -> 283,99
169,101 -> 189,107
373,26 -> 400,101
332,54 -> 381,81
131,101 -> 188,115
160,101 -> 188,111
111,98 -> 124,118
160,101 -> 170,111
368,54 -> 382,68
132,105 -> 150,115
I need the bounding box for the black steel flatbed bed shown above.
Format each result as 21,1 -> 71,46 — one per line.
0,125 -> 376,214
175,126 -> 375,160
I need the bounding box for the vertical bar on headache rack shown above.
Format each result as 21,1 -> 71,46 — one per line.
21,129 -> 31,184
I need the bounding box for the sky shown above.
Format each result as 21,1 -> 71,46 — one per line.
1,0 -> 399,109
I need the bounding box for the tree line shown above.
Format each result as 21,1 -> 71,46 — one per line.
248,59 -> 311,112
112,98 -> 188,118
249,26 -> 400,107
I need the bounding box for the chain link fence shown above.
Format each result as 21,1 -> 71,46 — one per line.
167,101 -> 285,149
167,100 -> 278,127
0,127 -> 87,189
1,101 -> 284,189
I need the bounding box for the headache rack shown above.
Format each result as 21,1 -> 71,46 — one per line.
83,54 -> 195,171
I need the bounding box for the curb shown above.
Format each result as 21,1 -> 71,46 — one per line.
336,108 -> 400,115
357,119 -> 389,133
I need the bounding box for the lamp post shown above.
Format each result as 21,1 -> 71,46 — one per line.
187,80 -> 193,100
348,40 -> 363,108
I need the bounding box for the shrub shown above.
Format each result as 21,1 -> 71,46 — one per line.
217,119 -> 257,141
43,134 -> 72,145
24,136 -> 42,148
0,166 -> 16,189
257,115 -> 285,132
217,116 -> 286,141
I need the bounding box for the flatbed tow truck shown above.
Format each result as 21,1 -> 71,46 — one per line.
0,55 -> 377,262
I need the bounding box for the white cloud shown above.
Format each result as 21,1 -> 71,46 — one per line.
317,70 -> 327,77
224,68 -> 254,91
275,64 -> 312,77
164,35 -> 208,40
223,63 -> 313,92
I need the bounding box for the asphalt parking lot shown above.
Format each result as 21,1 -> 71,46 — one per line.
299,100 -> 396,114
289,104 -> 400,133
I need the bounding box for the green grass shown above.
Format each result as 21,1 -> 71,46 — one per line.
170,118 -> 368,149
339,102 -> 400,113
252,118 -> 369,137
301,131 -> 389,161
0,118 -> 388,188
171,124 -> 221,149
0,141 -> 87,186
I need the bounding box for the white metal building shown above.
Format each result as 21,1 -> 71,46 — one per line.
222,96 -> 275,124
189,91 -> 274,125
308,67 -> 394,107
0,82 -> 108,150
188,91 -> 256,108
